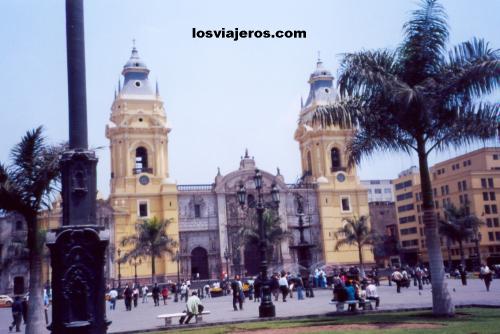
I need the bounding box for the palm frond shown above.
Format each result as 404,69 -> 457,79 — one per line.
400,0 -> 449,84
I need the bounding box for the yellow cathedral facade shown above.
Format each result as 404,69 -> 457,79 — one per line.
36,48 -> 374,287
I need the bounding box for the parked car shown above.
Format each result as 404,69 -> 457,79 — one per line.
0,295 -> 14,308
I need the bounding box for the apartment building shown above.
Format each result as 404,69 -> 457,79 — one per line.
393,148 -> 500,270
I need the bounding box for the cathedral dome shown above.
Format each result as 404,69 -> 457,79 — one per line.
119,44 -> 155,98
123,46 -> 149,74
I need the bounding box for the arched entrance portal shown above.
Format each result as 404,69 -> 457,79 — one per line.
191,247 -> 209,279
244,242 -> 260,276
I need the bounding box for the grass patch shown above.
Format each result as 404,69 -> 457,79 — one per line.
139,307 -> 500,334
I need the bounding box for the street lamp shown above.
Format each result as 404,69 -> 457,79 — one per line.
474,231 -> 482,269
224,247 -> 231,279
117,248 -> 122,289
174,250 -> 180,302
129,256 -> 141,286
238,169 -> 279,318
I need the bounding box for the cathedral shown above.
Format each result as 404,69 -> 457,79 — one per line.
0,46 -> 374,293
104,46 -> 373,283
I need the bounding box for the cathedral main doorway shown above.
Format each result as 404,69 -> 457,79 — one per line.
191,247 -> 209,279
244,242 -> 260,276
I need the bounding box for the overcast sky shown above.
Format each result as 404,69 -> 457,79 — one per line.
1,0 -> 499,197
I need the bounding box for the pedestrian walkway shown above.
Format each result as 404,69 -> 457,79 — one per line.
0,279 -> 498,334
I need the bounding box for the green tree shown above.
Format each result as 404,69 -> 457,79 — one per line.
0,127 -> 62,333
439,204 -> 483,269
121,217 -> 178,283
239,210 -> 289,265
334,216 -> 375,277
313,0 -> 499,315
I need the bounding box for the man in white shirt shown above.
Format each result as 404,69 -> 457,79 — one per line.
278,272 -> 289,302
365,281 -> 380,308
142,285 -> 149,303
480,264 -> 493,292
179,291 -> 203,324
108,289 -> 118,310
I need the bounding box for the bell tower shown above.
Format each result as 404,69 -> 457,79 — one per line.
106,45 -> 179,283
294,57 -> 373,267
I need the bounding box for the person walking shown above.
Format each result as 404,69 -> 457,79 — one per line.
296,274 -> 304,300
415,267 -> 423,290
108,288 -> 118,310
9,296 -> 23,332
152,283 -> 161,306
142,285 -> 149,303
391,268 -> 403,293
133,285 -> 139,308
254,275 -> 262,302
161,286 -> 169,305
278,272 -> 289,302
458,264 -> 467,286
180,282 -> 188,302
179,291 -> 203,325
231,275 -> 243,311
123,284 -> 133,311
204,284 -> 211,299
480,264 -> 493,292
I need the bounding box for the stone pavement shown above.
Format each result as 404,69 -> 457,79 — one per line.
0,279 -> 498,334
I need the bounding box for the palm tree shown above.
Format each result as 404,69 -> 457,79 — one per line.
121,217 -> 178,283
239,210 -> 289,265
0,127 -> 62,333
334,216 -> 375,277
439,204 -> 483,269
313,0 -> 499,315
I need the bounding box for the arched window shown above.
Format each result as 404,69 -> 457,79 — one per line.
306,151 -> 312,175
331,147 -> 341,171
134,146 -> 150,174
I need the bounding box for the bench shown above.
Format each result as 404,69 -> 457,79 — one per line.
329,299 -> 374,311
157,310 -> 211,326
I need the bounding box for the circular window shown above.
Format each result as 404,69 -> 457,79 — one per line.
135,81 -> 141,87
139,118 -> 143,122
336,173 -> 346,182
135,62 -> 140,67
325,88 -> 329,93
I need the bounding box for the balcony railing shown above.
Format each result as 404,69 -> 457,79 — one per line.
177,184 -> 214,192
133,167 -> 153,175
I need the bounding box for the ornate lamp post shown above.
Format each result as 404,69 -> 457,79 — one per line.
238,168 -> 279,318
46,1 -> 109,333
117,248 -> 122,289
473,230 -> 482,269
224,247 -> 231,279
174,250 -> 180,302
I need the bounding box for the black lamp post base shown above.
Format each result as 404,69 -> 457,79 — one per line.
259,304 -> 276,318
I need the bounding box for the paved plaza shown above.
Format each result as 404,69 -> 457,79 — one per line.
0,279 -> 499,334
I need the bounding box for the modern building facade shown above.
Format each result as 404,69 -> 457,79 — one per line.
393,148 -> 500,269
361,180 -> 395,203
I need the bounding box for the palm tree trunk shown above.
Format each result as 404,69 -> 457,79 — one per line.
151,253 -> 156,284
458,241 -> 465,269
358,244 -> 365,278
417,141 -> 455,316
25,214 -> 45,334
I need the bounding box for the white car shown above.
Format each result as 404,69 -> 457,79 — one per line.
0,295 -> 13,308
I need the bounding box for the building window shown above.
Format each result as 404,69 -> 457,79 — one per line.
15,220 -> 23,231
399,215 -> 416,224
462,180 -> 467,191
398,204 -> 414,212
492,205 -> 498,214
496,232 -> 500,241
488,178 -> 494,188
483,192 -> 489,201
306,151 -> 312,174
490,192 -> 496,201
375,188 -> 382,194
481,178 -> 487,188
458,181 -> 462,192
138,201 -> 148,218
400,227 -> 417,235
340,196 -> 351,212
494,218 -> 499,227
395,180 -> 412,190
331,148 -> 341,171
487,218 -> 493,227
396,192 -> 413,201
488,232 -> 494,241
485,205 -> 491,214
494,154 -> 499,160
384,188 -> 392,193
464,194 -> 469,204
194,204 -> 201,218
